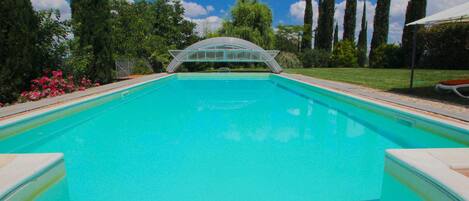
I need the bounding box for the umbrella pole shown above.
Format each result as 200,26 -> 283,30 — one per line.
409,25 -> 417,89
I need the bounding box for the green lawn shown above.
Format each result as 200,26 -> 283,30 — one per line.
284,68 -> 469,90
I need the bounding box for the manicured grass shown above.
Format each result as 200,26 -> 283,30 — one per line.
284,68 -> 469,90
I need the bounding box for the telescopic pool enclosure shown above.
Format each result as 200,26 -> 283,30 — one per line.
167,37 -> 283,73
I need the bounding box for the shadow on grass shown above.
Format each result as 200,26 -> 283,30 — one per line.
388,86 -> 469,106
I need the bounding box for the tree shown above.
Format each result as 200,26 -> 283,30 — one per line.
369,44 -> 403,68
109,0 -> 197,72
315,0 -> 335,51
331,40 -> 358,67
149,0 -> 197,71
357,0 -> 368,67
314,0 -> 322,49
401,0 -> 426,67
333,22 -> 339,47
301,0 -> 313,51
420,24 -> 469,69
0,0 -> 39,103
301,49 -> 331,67
71,0 -> 114,83
276,52 -> 302,68
219,0 -> 275,49
343,0 -> 357,42
36,10 -> 71,69
369,0 -> 390,67
275,25 -> 303,53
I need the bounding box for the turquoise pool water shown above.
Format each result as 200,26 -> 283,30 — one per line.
0,73 -> 467,201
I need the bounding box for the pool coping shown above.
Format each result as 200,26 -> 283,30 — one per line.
0,153 -> 65,200
385,148 -> 469,200
277,73 -> 469,130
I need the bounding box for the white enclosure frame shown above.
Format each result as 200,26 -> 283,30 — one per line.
167,37 -> 283,73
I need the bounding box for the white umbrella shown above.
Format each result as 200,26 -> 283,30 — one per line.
407,2 -> 469,26
406,1 -> 469,89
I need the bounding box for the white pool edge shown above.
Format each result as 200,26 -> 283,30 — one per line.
385,148 -> 469,200
0,153 -> 65,200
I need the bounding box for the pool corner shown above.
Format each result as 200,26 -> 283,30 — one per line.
382,148 -> 469,201
0,153 -> 66,200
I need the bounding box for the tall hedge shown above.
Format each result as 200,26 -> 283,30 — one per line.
316,0 -> 335,51
301,0 -> 313,51
342,0 -> 357,42
369,0 -> 390,67
401,0 -> 426,67
420,24 -> 469,69
0,0 -> 39,103
357,0 -> 368,67
71,0 -> 114,84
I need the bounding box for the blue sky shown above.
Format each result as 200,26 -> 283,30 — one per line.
184,0 -> 362,26
32,0 -> 467,45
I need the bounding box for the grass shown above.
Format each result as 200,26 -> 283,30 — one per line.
284,68 -> 469,90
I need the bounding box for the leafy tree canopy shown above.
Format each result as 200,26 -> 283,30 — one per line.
219,0 -> 275,49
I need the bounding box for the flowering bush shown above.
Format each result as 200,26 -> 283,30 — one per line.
18,70 -> 100,102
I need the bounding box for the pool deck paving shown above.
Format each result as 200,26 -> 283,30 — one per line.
282,73 -> 469,124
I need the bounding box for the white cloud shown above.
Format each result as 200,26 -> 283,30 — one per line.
189,16 -> 223,36
427,0 -> 468,15
289,0 -> 319,30
31,0 -> 71,20
206,5 -> 214,12
181,1 -> 214,18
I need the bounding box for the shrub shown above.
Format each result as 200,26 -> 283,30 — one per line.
420,24 -> 469,69
276,52 -> 302,68
330,40 -> 358,67
368,44 -> 403,68
18,70 -> 99,102
300,49 -> 331,67
132,59 -> 153,75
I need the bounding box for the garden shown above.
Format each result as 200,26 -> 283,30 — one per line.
1,0 -> 468,108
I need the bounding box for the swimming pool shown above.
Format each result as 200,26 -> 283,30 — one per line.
1,73 -> 468,201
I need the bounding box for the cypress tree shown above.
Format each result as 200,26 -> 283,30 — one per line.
72,0 -> 114,83
343,0 -> 357,42
316,0 -> 335,51
357,0 -> 368,67
0,0 -> 39,103
333,22 -> 339,46
401,0 -> 426,67
369,0 -> 390,67
314,0 -> 322,48
301,0 -> 313,51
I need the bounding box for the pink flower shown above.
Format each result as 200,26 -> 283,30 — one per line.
19,68 -> 104,102
52,70 -> 63,78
